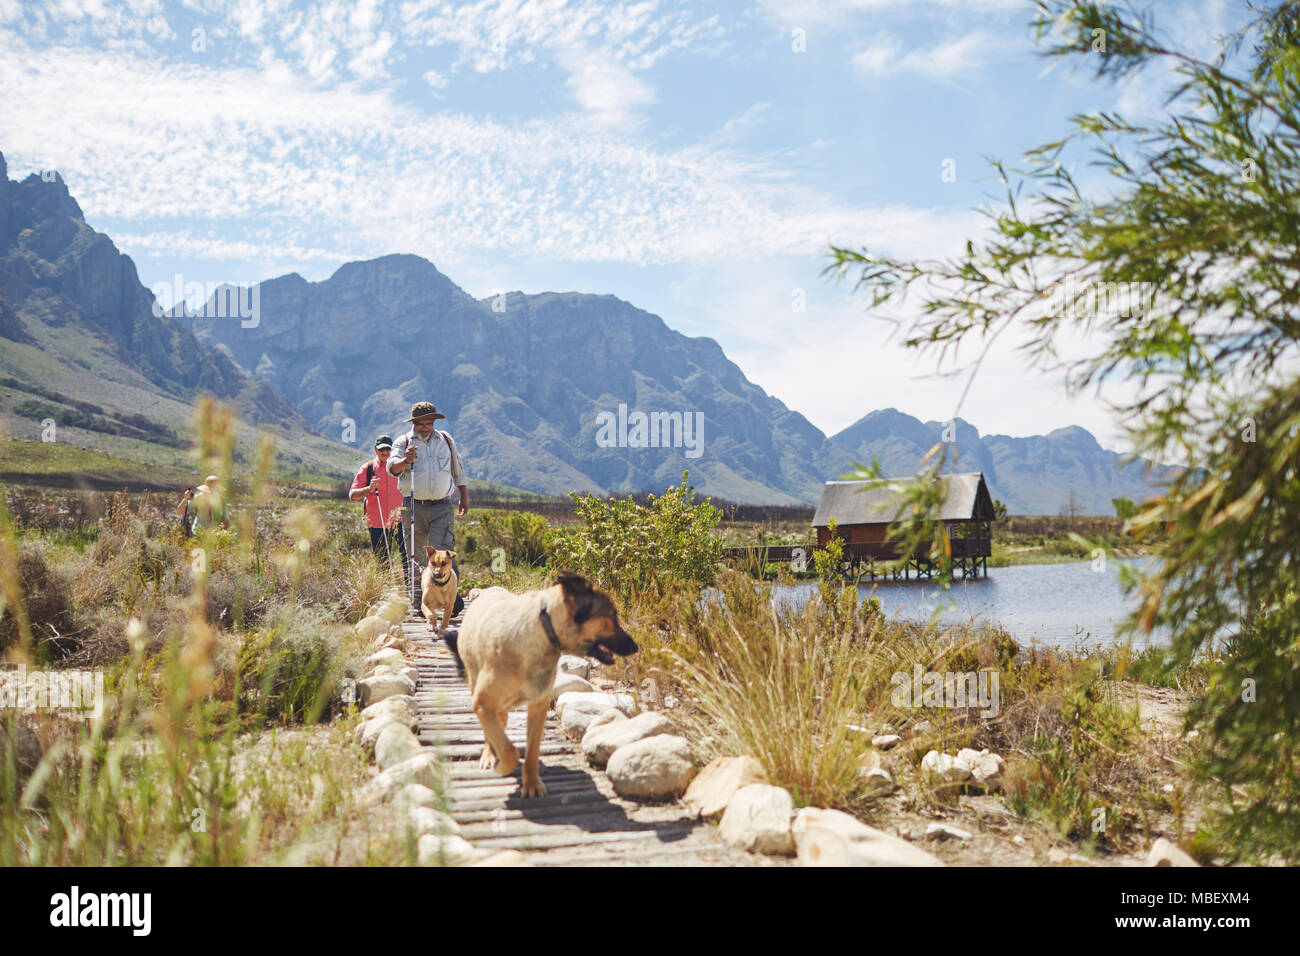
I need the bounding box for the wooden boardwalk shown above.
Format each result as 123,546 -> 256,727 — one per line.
401,615 -> 779,866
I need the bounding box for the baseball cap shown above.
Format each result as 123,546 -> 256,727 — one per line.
374,435 -> 393,450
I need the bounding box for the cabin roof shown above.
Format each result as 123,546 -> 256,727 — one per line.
811,472 -> 995,527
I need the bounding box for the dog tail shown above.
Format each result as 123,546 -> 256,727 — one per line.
441,627 -> 465,678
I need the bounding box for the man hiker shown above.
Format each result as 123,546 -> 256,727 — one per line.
176,475 -> 229,535
387,402 -> 469,609
349,435 -> 407,579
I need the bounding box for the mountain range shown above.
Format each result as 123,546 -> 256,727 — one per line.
0,149 -> 1174,512
0,151 -> 362,487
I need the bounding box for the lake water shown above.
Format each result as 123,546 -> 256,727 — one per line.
772,557 -> 1169,650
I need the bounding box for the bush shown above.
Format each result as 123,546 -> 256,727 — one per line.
236,606 -> 358,725
0,541 -> 78,660
548,472 -> 722,604
477,510 -> 549,567
1186,597 -> 1300,863
669,571 -> 911,810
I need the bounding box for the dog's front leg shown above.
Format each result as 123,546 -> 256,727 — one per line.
474,700 -> 519,777
520,697 -> 549,797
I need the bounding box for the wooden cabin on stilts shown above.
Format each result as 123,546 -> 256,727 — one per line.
810,472 -> 996,580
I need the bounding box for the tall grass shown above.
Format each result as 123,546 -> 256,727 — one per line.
1,399 -> 419,865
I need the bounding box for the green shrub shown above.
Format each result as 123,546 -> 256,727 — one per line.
1187,597 -> 1300,863
0,541 -> 77,661
477,510 -> 549,566
548,472 -> 722,603
236,606 -> 357,724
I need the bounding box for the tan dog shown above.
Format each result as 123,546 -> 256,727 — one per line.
444,572 -> 637,796
421,547 -> 458,634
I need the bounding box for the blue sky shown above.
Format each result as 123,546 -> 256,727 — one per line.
0,0 -> 1248,450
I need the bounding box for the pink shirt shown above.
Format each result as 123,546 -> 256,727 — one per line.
351,457 -> 403,529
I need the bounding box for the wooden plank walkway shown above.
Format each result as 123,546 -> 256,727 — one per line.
401,614 -> 782,867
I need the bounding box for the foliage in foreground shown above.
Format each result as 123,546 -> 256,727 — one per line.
0,399 -> 422,865
826,0 -> 1300,863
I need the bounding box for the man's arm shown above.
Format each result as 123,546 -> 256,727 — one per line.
387,435 -> 409,476
347,467 -> 369,500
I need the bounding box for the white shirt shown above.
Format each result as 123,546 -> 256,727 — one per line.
387,429 -> 466,500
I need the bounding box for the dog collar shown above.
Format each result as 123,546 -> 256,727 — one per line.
429,572 -> 450,585
538,601 -> 562,650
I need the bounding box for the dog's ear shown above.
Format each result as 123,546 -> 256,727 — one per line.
446,550 -> 457,560
556,571 -> 591,594
556,571 -> 596,623
424,545 -> 436,556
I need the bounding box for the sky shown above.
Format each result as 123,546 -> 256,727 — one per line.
0,0 -> 1251,453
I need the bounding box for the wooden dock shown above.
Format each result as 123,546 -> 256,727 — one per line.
400,615 -> 781,866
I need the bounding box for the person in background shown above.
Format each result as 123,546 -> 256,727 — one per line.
349,434 -> 407,578
176,474 -> 229,534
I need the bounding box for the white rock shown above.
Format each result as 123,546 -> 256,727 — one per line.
417,833 -> 479,866
871,734 -> 901,750
555,691 -> 636,717
859,767 -> 896,797
959,748 -> 1005,791
920,750 -> 973,785
355,615 -> 387,641
1146,838 -> 1198,867
373,754 -> 443,794
356,714 -> 404,755
582,712 -> 676,768
560,702 -> 625,741
719,784 -> 795,855
683,756 -> 769,818
392,784 -> 440,812
410,806 -> 461,837
911,720 -> 932,735
551,672 -> 595,701
1012,834 -> 1027,846
606,735 -> 697,800
471,850 -> 531,867
375,724 -> 423,770
360,695 -> 417,725
925,822 -> 972,842
558,656 -> 590,679
359,672 -> 416,706
399,666 -> 419,687
794,808 -> 945,867
367,648 -> 407,669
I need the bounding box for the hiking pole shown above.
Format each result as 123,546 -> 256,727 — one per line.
408,445 -> 416,612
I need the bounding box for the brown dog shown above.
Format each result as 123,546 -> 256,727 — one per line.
421,547 -> 458,635
446,572 -> 637,796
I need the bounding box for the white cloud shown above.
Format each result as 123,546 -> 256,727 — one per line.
556,43 -> 658,127
853,31 -> 999,80
0,38 -> 965,269
756,0 -> 1027,28
398,0 -> 725,120
851,33 -> 902,76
